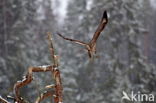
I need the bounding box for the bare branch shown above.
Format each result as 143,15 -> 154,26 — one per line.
47,32 -> 55,63
35,91 -> 54,103
47,32 -> 63,103
14,65 -> 52,102
0,96 -> 9,103
47,32 -> 59,67
52,69 -> 63,103
13,33 -> 63,103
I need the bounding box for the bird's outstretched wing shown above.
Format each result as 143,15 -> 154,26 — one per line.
90,10 -> 108,46
57,33 -> 88,46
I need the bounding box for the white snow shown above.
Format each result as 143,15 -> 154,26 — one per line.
39,65 -> 50,70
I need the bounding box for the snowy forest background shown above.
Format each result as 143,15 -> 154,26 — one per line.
0,0 -> 156,103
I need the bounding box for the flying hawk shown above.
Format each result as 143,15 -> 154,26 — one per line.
57,10 -> 108,58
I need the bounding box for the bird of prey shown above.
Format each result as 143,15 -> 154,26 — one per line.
57,10 -> 108,58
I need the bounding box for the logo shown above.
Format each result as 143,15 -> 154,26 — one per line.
122,91 -> 154,102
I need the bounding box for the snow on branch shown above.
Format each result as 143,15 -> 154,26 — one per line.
13,32 -> 63,103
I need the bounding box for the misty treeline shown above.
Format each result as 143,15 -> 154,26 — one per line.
0,0 -> 156,103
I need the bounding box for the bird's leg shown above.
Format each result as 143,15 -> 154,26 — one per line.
88,50 -> 92,58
